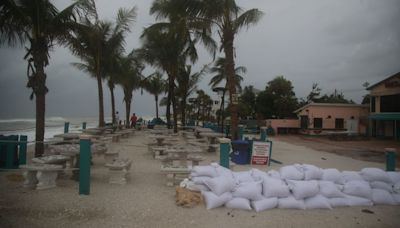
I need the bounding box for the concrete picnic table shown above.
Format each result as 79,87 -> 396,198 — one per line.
199,132 -> 225,144
20,164 -> 64,190
149,135 -> 172,146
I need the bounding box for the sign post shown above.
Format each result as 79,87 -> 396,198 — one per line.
251,140 -> 272,165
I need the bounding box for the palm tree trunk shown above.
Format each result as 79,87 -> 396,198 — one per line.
181,97 -> 186,126
96,73 -> 105,127
166,93 -> 171,128
109,84 -> 116,125
155,95 -> 159,119
34,70 -> 46,157
223,29 -> 239,139
125,98 -> 131,128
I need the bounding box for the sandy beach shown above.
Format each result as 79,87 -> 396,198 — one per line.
1,129 -> 399,228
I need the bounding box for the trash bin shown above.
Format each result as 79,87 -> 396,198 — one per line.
0,135 -> 19,169
230,140 -> 250,164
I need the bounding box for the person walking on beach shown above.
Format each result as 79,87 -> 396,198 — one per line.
130,113 -> 137,128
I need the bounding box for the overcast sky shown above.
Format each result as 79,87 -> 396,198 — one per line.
0,0 -> 399,119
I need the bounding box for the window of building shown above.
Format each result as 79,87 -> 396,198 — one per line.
335,118 -> 344,129
381,94 -> 400,112
314,118 -> 322,129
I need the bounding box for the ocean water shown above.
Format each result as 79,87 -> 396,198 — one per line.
0,115 -> 159,143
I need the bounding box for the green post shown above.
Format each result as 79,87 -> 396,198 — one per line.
79,138 -> 91,195
64,122 -> 70,133
260,127 -> 267,141
19,135 -> 27,165
82,122 -> 87,130
219,138 -> 231,169
385,148 -> 396,171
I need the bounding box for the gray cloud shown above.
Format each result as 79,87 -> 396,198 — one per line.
0,0 -> 399,119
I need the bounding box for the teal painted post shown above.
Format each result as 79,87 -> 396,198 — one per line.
6,143 -> 14,169
19,135 -> 27,165
64,122 -> 70,133
82,122 -> 87,130
385,148 -> 396,171
239,126 -> 244,140
79,138 -> 91,195
219,140 -> 231,169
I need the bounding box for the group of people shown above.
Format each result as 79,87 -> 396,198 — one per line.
114,111 -> 138,128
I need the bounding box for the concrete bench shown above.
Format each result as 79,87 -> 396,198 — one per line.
105,158 -> 132,184
104,151 -> 119,164
160,165 -> 191,186
20,164 -> 65,190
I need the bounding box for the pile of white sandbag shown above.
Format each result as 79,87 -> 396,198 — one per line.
188,163 -> 400,211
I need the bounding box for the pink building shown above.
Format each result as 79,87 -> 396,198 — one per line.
293,103 -> 369,135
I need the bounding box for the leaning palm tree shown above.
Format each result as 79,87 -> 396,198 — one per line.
194,0 -> 263,139
68,6 -> 136,127
0,0 -> 94,156
142,72 -> 166,120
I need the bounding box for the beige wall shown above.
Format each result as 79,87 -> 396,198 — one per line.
297,105 -> 369,133
266,119 -> 299,133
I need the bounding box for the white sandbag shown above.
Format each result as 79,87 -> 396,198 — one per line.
278,196 -> 305,210
233,171 -> 255,184
387,171 -> 400,184
339,171 -> 363,184
370,181 -> 393,193
322,168 -> 341,183
191,165 -> 218,177
225,197 -> 252,211
329,197 -> 349,207
391,193 -> 400,204
280,165 -> 304,180
394,183 -> 400,194
343,180 -> 372,199
192,176 -> 212,185
319,181 -> 346,198
251,197 -> 278,212
204,175 -> 236,196
304,194 -> 332,209
262,176 -> 290,198
251,168 -> 268,181
232,181 -> 263,201
360,168 -> 391,183
371,189 -> 395,205
303,164 -> 323,180
346,195 -> 373,206
287,180 -> 319,200
267,170 -> 281,179
212,163 -> 233,177
202,191 -> 233,209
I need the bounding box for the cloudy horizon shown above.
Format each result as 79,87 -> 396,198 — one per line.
0,0 -> 399,119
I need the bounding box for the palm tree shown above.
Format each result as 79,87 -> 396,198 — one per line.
142,72 -> 166,120
68,6 -> 136,127
114,52 -> 144,128
209,57 -> 246,92
139,0 -> 216,132
176,65 -> 206,126
0,0 -> 94,156
194,0 -> 263,139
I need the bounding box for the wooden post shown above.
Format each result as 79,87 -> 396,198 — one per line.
218,138 -> 231,169
19,135 -> 27,165
64,122 -> 70,133
79,138 -> 91,195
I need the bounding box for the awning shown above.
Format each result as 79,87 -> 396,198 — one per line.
368,113 -> 400,120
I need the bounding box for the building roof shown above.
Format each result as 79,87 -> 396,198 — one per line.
366,72 -> 400,90
294,102 -> 369,113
